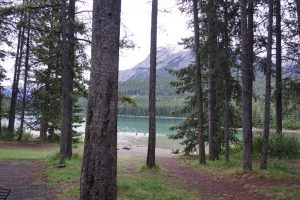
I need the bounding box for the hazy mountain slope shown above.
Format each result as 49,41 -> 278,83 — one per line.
119,45 -> 194,82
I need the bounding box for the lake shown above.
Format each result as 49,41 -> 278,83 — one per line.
77,116 -> 184,149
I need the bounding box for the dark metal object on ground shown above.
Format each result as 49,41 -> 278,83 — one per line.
0,187 -> 10,200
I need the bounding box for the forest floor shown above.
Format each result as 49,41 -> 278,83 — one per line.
0,142 -> 300,199
0,142 -> 56,200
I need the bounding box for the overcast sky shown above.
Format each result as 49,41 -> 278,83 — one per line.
1,0 -> 192,86
79,0 -> 192,70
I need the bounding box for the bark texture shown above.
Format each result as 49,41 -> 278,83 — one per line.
18,15 -> 31,141
296,0 -> 300,35
193,0 -> 206,164
223,0 -> 231,163
80,0 -> 121,199
8,18 -> 25,134
241,0 -> 253,171
275,0 -> 282,134
207,0 -> 218,161
146,0 -> 158,168
248,0 -> 254,153
261,0 -> 273,170
60,0 -> 75,162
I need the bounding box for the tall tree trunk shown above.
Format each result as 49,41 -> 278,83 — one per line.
8,18 -> 26,134
146,0 -> 158,168
39,68 -> 51,144
18,15 -> 31,141
60,0 -> 75,163
193,0 -> 206,164
223,0 -> 231,163
248,0 -> 254,153
39,115 -> 48,144
260,0 -> 274,170
241,0 -> 253,171
296,0 -> 300,35
80,0 -> 121,199
207,0 -> 217,161
275,0 -> 282,134
0,92 -> 2,135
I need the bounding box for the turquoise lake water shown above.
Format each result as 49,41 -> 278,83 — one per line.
117,116 -> 184,135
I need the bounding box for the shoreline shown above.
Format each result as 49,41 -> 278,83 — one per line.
236,127 -> 300,134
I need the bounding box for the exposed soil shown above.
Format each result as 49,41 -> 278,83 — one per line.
1,142 -> 299,200
120,147 -> 300,200
0,160 -> 55,200
0,142 -> 56,199
158,157 -> 300,200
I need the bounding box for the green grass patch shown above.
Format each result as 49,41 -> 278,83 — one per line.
254,185 -> 300,200
181,151 -> 300,179
0,148 -> 55,160
46,154 -> 198,200
118,162 -> 197,200
181,152 -> 244,175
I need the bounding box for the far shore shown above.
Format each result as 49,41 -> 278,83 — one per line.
236,127 -> 300,134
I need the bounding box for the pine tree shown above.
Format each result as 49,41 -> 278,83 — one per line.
192,0 -> 206,164
241,0 -> 253,171
80,0 -> 121,198
275,0 -> 282,134
17,7 -> 31,141
60,0 -> 76,163
147,0 -> 158,168
207,0 -> 218,161
260,0 -> 274,170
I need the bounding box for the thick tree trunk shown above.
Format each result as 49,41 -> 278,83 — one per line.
48,126 -> 55,142
223,0 -> 231,163
275,0 -> 282,134
18,16 -> 31,141
193,0 -> 206,164
248,0 -> 254,153
39,116 -> 48,144
260,0 -> 274,170
146,0 -> 158,168
60,0 -> 75,163
8,20 -> 26,134
241,0 -> 253,171
207,0 -> 217,161
80,0 -> 121,199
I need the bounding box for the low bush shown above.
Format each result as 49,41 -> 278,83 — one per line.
253,133 -> 300,159
0,127 -> 15,141
23,132 -> 34,142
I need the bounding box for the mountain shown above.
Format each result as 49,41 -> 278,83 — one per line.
119,45 -> 194,82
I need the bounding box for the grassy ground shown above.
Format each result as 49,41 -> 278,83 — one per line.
46,153 -> 198,200
254,185 -> 300,200
0,144 -> 198,200
181,151 -> 300,179
1,142 -> 300,199
180,151 -> 300,199
0,147 -> 56,160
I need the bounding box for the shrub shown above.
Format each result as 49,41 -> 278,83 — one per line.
253,133 -> 300,159
0,127 -> 15,141
72,131 -> 83,144
23,132 -> 34,142
47,133 -> 60,143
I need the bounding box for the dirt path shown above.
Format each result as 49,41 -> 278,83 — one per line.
0,160 -> 55,200
158,157 -> 300,200
0,143 -> 56,200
